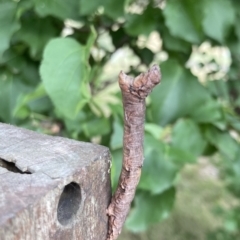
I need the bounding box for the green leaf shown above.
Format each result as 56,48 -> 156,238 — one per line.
17,0 -> 34,13
14,84 -> 52,119
79,0 -> 124,19
139,148 -> 178,194
14,15 -> 58,58
235,15 -> 240,42
166,146 -> 196,167
225,149 -> 240,197
126,188 -> 176,232
206,79 -> 230,101
103,0 -> 125,19
190,100 -> 222,123
161,27 -> 191,54
125,6 -> 161,37
0,1 -> 20,60
144,123 -> 163,140
202,0 -> 235,43
138,134 -> 178,194
172,119 -> 207,157
63,111 -> 87,136
132,47 -> 154,66
40,35 -> 94,119
1,48 -> 40,87
205,126 -> 239,160
0,72 -> 32,123
227,32 -> 240,61
110,118 -> 123,150
0,47 -> 18,65
163,0 -> 203,43
111,148 -> 122,191
233,1 -> 240,42
150,60 -> 221,126
226,114 -> 240,132
79,0 -> 99,15
34,0 -> 80,20
82,118 -> 111,137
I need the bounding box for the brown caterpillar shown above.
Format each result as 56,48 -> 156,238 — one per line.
107,65 -> 161,240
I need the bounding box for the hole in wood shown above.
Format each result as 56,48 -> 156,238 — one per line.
0,158 -> 31,174
57,182 -> 82,225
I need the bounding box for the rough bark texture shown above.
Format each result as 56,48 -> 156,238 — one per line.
106,65 -> 161,240
0,123 -> 111,240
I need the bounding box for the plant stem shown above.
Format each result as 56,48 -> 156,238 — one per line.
107,65 -> 161,240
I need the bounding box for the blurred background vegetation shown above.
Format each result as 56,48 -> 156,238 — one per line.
0,0 -> 240,239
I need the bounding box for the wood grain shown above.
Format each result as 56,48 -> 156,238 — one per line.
0,123 -> 111,240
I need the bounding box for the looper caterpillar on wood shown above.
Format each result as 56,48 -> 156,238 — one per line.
106,65 -> 161,240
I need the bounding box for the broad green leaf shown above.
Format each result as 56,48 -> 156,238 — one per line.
163,0 -> 203,43
161,27 -> 191,54
172,119 -> 207,157
144,123 -> 163,140
125,6 -> 162,37
0,1 -> 20,60
235,18 -> 240,43
225,149 -> 240,197
144,133 -> 164,153
14,16 -> 58,58
151,60 -> 186,125
0,72 -> 32,123
1,49 -> 40,86
17,0 -> 34,13
205,126 -> 239,160
139,148 -> 178,194
14,84 -> 52,119
190,100 -> 222,123
206,79 -> 230,101
103,0 -> 125,19
79,0 -> 124,19
111,148 -> 122,191
226,114 -> 240,132
227,31 -> 240,61
63,111 -> 87,137
0,47 -> 18,65
202,0 -> 235,43
79,0 -> 99,15
110,118 -> 123,150
138,134 -> 177,194
166,146 -> 196,167
150,60 -> 221,126
40,36 -> 94,119
133,47 -> 154,66
20,60 -> 41,87
82,118 -> 111,137
233,1 -> 240,41
126,188 -> 175,232
34,0 -> 80,20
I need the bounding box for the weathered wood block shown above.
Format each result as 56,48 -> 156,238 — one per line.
0,123 -> 111,240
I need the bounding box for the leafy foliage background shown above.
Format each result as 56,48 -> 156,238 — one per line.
0,0 -> 240,238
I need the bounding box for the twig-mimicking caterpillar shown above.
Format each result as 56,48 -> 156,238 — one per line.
107,65 -> 161,240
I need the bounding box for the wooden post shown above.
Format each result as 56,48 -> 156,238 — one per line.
0,123 -> 111,240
